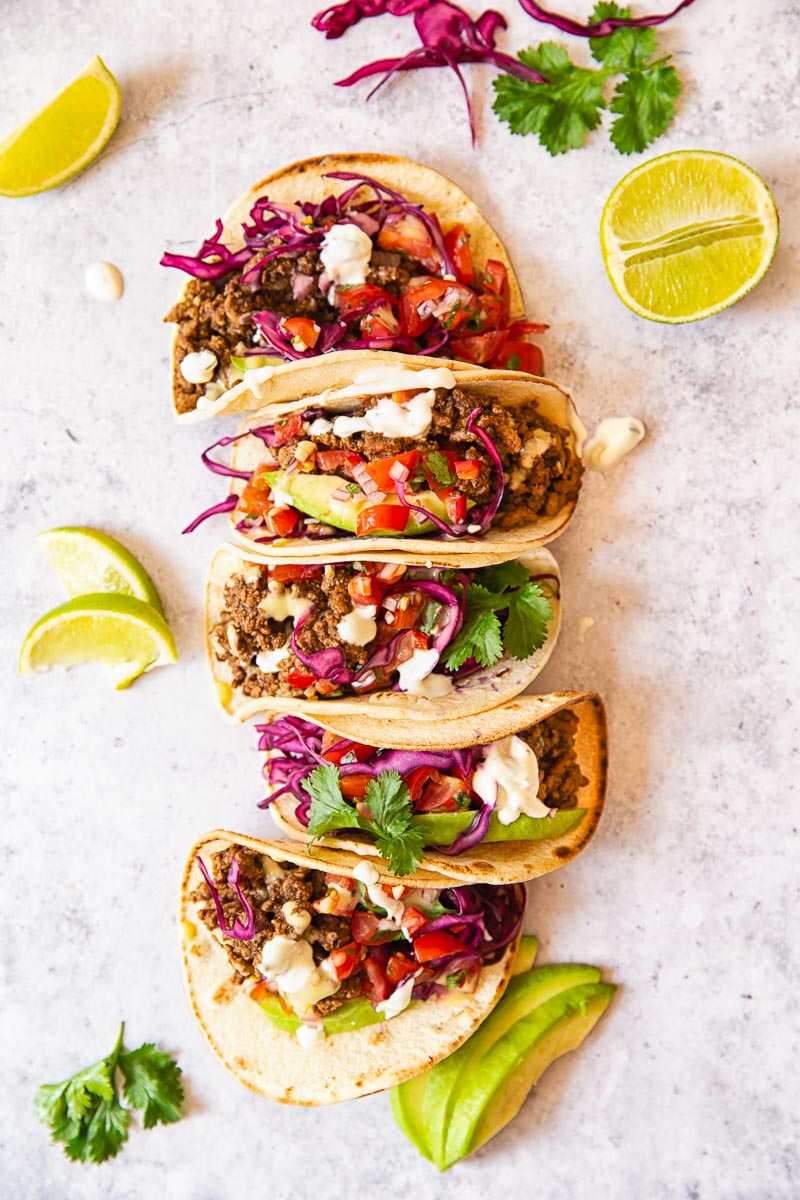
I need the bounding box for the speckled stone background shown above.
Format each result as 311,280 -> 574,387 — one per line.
1,1 -> 799,1196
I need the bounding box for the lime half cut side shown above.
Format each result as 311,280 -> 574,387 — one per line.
19,594 -> 178,690
600,150 -> 779,323
37,527 -> 164,613
0,55 -> 121,197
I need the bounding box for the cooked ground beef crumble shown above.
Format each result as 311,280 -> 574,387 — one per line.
520,709 -> 588,810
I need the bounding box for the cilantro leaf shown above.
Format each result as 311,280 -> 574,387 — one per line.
493,43 -> 606,155
304,764 -> 361,840
364,771 -> 425,877
503,584 -> 553,660
479,561 -> 531,593
35,1025 -> 183,1164
609,62 -> 682,154
423,451 -> 456,488
445,606 -> 504,671
119,1044 -> 184,1129
588,3 -> 657,69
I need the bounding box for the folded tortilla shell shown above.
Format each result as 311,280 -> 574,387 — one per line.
179,831 -> 518,1104
206,545 -> 562,723
169,152 -> 526,422
266,693 -> 607,885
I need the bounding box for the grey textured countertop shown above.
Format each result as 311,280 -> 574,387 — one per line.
1,1 -> 798,1196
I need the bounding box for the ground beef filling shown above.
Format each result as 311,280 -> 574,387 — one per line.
165,249 -> 417,414
190,845 -> 359,1017
211,564 -> 369,700
520,710 -> 588,809
270,385 -> 581,529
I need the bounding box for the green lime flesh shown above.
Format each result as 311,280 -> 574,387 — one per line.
37,526 -> 163,612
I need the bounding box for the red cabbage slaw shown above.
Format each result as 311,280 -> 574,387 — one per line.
185,406 -> 505,543
257,715 -> 496,855
196,841 -> 526,1008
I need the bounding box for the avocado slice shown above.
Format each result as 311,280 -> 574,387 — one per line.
511,935 -> 538,977
259,994 -> 385,1035
410,807 -> 587,847
390,1072 -> 434,1162
263,469 -> 452,536
422,963 -> 602,1168
442,981 -> 615,1169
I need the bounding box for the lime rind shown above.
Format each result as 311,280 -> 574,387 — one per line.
37,526 -> 164,613
600,149 -> 779,324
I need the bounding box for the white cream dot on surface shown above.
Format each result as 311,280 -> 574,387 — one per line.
85,261 -> 124,302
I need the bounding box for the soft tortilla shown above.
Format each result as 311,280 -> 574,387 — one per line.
168,153 -> 525,423
267,693 -> 607,886
179,831 -> 518,1104
222,355 -> 584,557
205,545 -> 562,723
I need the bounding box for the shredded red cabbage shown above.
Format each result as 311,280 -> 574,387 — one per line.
160,220 -> 252,282
313,0 -> 428,38
463,408 -> 504,532
383,579 -> 462,651
517,0 -> 698,36
195,853 -> 257,939
182,494 -> 238,535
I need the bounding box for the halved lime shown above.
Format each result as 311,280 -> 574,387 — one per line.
0,55 -> 121,198
19,594 -> 178,690
600,150 -> 779,323
37,527 -> 163,613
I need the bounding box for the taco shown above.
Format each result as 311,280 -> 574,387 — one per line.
190,356 -> 584,556
180,832 -> 524,1104
258,693 -> 607,885
206,546 -> 561,723
161,152 -> 546,422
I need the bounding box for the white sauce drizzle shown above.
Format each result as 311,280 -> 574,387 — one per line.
582,417 -> 646,472
332,390 -> 437,440
257,580 -> 314,623
320,222 -> 373,292
396,649 -> 453,698
255,646 -> 289,674
472,735 -> 549,825
376,973 -> 417,1020
336,605 -> 377,647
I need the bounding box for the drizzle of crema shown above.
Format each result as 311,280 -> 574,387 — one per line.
582,417 -> 646,472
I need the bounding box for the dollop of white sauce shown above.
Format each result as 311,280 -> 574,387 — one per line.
282,901 -> 312,935
255,646 -> 289,674
353,860 -> 404,923
85,260 -> 123,302
473,735 -> 549,825
332,390 -> 437,440
257,580 -> 314,623
296,1023 -> 326,1049
308,417 -> 334,435
353,860 -> 380,885
396,649 -> 453,698
336,605 -> 377,647
328,366 -> 457,403
582,417 -> 645,472
376,973 -> 417,1020
180,349 -> 218,385
258,936 -> 339,1015
320,222 -> 373,290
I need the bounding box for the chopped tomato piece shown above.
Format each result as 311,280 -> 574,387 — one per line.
348,573 -> 383,607
400,906 -> 429,938
352,912 -> 396,946
481,259 -> 509,301
491,340 -> 544,375
330,942 -> 366,981
314,679 -> 341,696
269,563 -> 323,583
321,733 -> 376,764
325,873 -> 357,888
406,767 -> 468,812
399,278 -> 447,337
238,468 -> 274,517
336,283 -> 396,315
390,629 -> 428,667
361,307 -> 400,339
287,668 -> 316,689
316,449 -> 365,474
475,291 -> 506,332
249,980 -> 271,1003
282,316 -> 320,351
273,413 -> 305,447
446,494 -> 467,524
430,284 -> 481,333
413,930 -> 467,963
507,319 -> 549,337
356,504 -> 409,537
454,458 -> 481,481
378,211 -> 433,259
340,774 -> 372,800
444,224 -> 474,285
363,955 -> 391,1002
386,953 -> 419,986
365,450 -> 419,493
450,329 -> 508,365
375,562 -> 407,582
313,883 -> 358,915
264,507 -> 298,536
350,665 -> 391,694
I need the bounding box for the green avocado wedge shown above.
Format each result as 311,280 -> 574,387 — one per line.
390,1072 -> 433,1162
263,470 -> 456,536
410,808 -> 586,847
511,935 -> 539,976
260,994 -> 385,1035
421,963 -> 602,1168
442,981 -> 616,1169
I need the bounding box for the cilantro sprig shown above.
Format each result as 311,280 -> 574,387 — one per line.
492,3 -> 682,155
35,1024 -> 184,1164
304,765 -> 424,877
443,562 -> 554,671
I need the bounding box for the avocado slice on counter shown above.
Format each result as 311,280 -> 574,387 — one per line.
259,994 -> 385,1035
421,963 -> 603,1168
511,935 -> 539,977
263,469 -> 453,535
410,807 -> 587,847
441,981 -> 616,1169
390,1072 -> 433,1162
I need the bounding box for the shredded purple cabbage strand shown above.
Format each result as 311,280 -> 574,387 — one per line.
517,0 -> 697,35
195,853 -> 257,939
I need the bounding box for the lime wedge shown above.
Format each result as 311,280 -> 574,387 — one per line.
37,527 -> 163,613
600,150 -> 779,323
19,594 -> 178,690
0,55 -> 121,197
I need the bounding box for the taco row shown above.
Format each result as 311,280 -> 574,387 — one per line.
171,154 -> 607,1110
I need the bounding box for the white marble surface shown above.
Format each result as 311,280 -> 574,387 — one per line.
1,1 -> 799,1196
